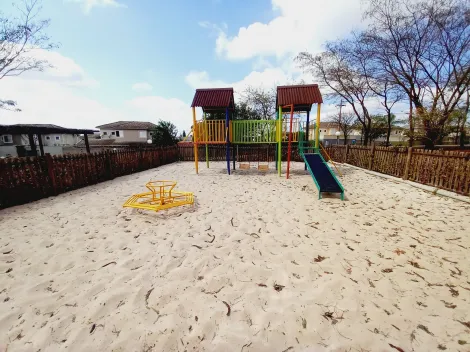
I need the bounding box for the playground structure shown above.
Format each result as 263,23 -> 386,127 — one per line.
123,181 -> 194,212
190,84 -> 345,199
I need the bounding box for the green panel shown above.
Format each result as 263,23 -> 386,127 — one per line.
232,120 -> 277,144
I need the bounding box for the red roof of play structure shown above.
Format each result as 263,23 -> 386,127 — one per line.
191,88 -> 235,111
276,84 -> 323,107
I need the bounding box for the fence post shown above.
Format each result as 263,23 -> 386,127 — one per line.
45,153 -> 58,196
345,145 -> 349,164
403,146 -> 413,180
139,149 -> 143,170
105,151 -> 114,180
368,143 -> 376,170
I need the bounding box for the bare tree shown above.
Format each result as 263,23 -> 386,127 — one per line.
361,0 -> 470,148
1,0 -> 56,108
297,45 -> 374,145
241,86 -> 277,120
328,112 -> 357,145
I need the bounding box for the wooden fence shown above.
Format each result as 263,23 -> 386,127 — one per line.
0,147 -> 178,209
323,145 -> 470,196
2,144 -> 468,210
178,144 -> 304,163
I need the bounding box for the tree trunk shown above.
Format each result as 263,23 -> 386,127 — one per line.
423,127 -> 437,149
363,129 -> 370,146
363,117 -> 372,146
461,91 -> 470,148
408,99 -> 414,147
386,112 -> 392,146
454,116 -> 462,144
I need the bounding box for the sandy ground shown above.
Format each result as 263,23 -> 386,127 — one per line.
0,161 -> 469,352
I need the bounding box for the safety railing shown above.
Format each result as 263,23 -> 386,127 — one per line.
195,120 -> 227,144
232,120 -> 277,143
281,118 -> 302,142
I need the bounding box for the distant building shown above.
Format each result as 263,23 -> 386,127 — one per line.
0,124 -> 95,157
95,121 -> 157,143
310,122 -> 408,146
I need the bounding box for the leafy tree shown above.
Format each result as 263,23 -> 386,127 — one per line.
369,115 -> 389,142
151,120 -> 178,147
233,101 -> 260,120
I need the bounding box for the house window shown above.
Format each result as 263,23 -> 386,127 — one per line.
103,132 -> 107,135
111,131 -> 115,135
115,131 -> 120,137
46,136 -> 51,140
139,130 -> 147,138
55,136 -> 60,141
1,135 -> 13,143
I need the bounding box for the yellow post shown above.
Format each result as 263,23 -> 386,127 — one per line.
192,107 -> 199,174
204,112 -> 209,168
277,105 -> 282,176
315,103 -> 321,149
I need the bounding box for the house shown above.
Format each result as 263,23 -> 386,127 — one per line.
310,122 -> 408,145
96,121 -> 157,143
0,124 -> 96,158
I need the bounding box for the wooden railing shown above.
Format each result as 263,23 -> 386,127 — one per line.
195,120 -> 227,144
281,118 -> 302,142
195,119 -> 304,144
232,120 -> 277,143
323,145 -> 470,196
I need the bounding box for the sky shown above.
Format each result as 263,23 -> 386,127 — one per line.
0,0 -> 395,133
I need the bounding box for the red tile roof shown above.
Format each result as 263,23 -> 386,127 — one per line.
276,85 -> 323,110
96,121 -> 157,130
191,88 -> 235,111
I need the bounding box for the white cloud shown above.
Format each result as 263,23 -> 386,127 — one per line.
184,68 -> 409,123
66,0 -> 127,14
16,49 -> 99,88
185,68 -> 298,93
190,0 -> 376,121
125,96 -> 190,133
213,0 -> 363,60
132,82 -> 153,92
185,71 -> 228,89
0,50 -> 105,131
0,77 -> 119,130
0,49 -> 190,133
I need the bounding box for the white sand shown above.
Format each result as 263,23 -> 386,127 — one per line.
1,161 -> 469,352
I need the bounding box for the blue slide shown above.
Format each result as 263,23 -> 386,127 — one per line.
302,152 -> 345,200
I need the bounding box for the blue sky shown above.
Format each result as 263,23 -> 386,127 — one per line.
0,0 -> 379,132
36,0 -> 273,103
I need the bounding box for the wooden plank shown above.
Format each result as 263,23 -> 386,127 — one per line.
45,154 -> 58,196
448,151 -> 456,191
403,147 -> 413,180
